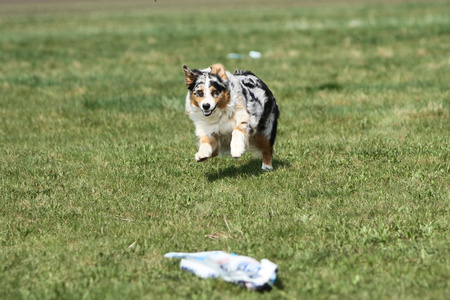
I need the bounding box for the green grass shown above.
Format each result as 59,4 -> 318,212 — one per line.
1,0 -> 449,299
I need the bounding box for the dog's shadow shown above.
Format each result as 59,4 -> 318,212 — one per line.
206,159 -> 290,181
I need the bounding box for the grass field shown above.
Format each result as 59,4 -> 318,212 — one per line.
1,0 -> 449,299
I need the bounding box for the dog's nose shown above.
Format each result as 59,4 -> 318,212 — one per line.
202,103 -> 211,110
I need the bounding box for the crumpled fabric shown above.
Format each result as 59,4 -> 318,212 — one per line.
165,251 -> 278,290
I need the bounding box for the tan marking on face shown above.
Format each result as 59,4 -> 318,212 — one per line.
250,134 -> 273,167
216,89 -> 230,109
210,63 -> 228,81
190,86 -> 204,108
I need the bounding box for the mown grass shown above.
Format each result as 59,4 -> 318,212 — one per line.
1,0 -> 449,299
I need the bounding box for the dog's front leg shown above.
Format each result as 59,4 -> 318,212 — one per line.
230,122 -> 248,158
195,134 -> 219,162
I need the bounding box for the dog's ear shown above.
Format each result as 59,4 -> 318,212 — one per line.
183,65 -> 198,88
210,63 -> 228,81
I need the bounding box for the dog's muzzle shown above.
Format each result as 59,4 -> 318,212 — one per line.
202,103 -> 215,117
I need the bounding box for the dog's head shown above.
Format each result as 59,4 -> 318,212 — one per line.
183,64 -> 230,117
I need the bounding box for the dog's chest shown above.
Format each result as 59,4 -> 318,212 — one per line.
210,112 -> 236,136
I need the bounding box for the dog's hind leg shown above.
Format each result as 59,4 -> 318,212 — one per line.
195,134 -> 219,162
261,152 -> 273,170
250,134 -> 274,170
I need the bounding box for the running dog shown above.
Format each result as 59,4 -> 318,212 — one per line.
182,63 -> 279,170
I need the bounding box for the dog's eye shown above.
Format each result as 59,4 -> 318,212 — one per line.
212,91 -> 220,98
195,90 -> 204,97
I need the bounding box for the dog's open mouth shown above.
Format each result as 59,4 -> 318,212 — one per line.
202,107 -> 216,117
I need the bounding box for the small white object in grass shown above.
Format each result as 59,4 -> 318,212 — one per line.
249,51 -> 262,59
227,51 -> 262,59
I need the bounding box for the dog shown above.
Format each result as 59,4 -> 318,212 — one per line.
182,63 -> 279,170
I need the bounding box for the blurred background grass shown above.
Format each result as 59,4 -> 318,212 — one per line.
1,0 -> 449,299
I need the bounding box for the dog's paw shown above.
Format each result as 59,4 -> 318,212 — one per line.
230,141 -> 245,158
195,143 -> 213,162
195,154 -> 208,162
261,163 -> 273,170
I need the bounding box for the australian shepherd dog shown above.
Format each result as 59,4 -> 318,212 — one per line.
182,63 -> 280,170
